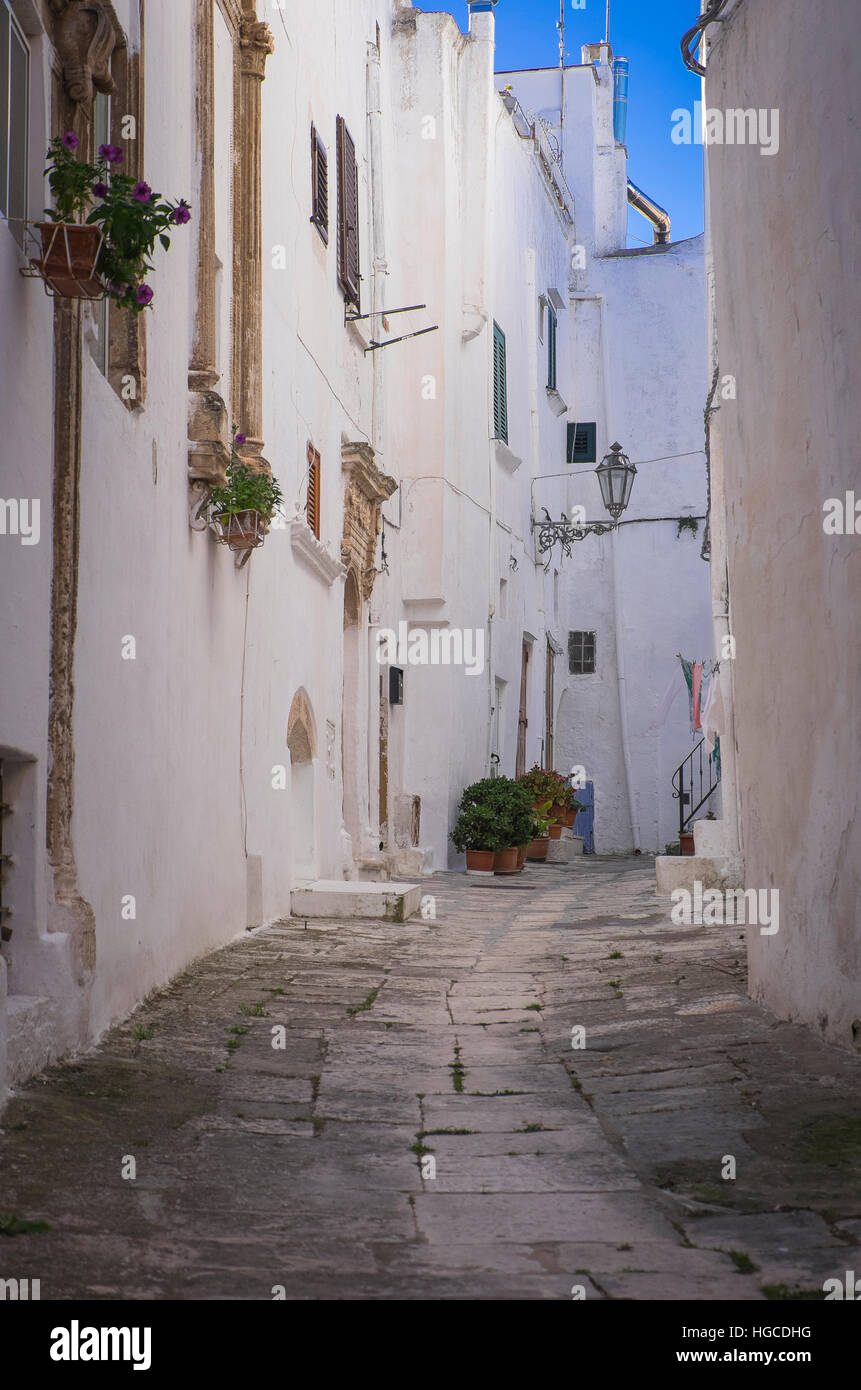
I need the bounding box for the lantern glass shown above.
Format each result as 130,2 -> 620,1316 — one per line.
596,442 -> 636,520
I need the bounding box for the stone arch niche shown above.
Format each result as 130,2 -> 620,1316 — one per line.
287,689 -> 317,884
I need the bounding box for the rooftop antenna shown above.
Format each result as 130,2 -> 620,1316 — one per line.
605,0 -> 611,45
558,0 -> 565,137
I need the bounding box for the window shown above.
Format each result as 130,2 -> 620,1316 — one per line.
336,115 -> 360,307
492,321 -> 508,443
568,631 -> 596,674
306,443 -> 321,538
567,421 -> 596,464
547,303 -> 557,390
0,0 -> 29,249
310,123 -> 328,244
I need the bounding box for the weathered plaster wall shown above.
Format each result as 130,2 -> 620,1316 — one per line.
704,0 -> 861,1046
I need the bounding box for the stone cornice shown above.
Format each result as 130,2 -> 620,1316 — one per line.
341,441 -> 397,504
290,519 -> 346,587
49,0 -> 123,113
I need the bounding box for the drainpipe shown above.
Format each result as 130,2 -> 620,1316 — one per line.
367,39 -> 387,456
596,292 -> 641,851
627,178 -> 671,244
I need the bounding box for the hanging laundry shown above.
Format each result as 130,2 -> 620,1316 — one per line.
679,656 -> 695,735
691,661 -> 704,732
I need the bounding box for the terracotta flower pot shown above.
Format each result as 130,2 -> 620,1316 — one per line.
564,808 -> 577,828
223,510 -> 263,551
550,803 -> 566,822
680,831 -> 695,856
35,222 -> 104,299
466,849 -> 496,873
526,836 -> 549,862
548,822 -> 563,840
516,846 -> 527,871
494,846 -> 519,875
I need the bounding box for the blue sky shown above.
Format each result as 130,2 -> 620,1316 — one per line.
433,0 -> 705,245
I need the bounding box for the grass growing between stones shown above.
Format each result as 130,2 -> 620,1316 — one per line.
449,1044 -> 466,1093
728,1250 -> 758,1273
239,1001 -> 269,1018
0,1214 -> 51,1236
347,984 -> 383,1017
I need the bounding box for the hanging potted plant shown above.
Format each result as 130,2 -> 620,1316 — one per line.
26,134 -> 190,304
209,431 -> 285,553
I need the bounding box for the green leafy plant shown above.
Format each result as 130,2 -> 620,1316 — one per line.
517,765 -> 581,815
531,799 -> 553,837
42,134 -> 191,313
452,776 -> 535,851
209,432 -> 285,525
676,515 -> 699,538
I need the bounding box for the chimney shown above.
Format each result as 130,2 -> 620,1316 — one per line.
468,0 -> 498,36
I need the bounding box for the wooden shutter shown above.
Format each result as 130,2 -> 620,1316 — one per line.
493,321 -> 508,443
336,115 -> 361,308
306,444 -> 321,538
310,124 -> 329,244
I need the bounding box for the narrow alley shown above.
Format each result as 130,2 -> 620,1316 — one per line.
2,857 -> 858,1301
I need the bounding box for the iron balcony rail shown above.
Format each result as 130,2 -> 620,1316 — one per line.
672,737 -> 720,837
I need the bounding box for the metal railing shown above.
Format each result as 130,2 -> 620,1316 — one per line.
672,738 -> 720,836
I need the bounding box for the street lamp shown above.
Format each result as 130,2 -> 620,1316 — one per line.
596,441 -> 637,519
533,441 -> 637,563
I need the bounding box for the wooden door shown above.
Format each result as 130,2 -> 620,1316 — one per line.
544,640 -> 555,771
516,642 -> 530,776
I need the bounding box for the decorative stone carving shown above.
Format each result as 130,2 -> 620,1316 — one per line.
239,16 -> 274,77
341,442 -> 397,601
49,0 -> 119,114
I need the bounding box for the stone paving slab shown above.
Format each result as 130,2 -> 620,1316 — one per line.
0,856 -> 859,1300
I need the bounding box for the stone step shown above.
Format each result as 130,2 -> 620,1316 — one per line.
655,853 -> 741,896
291,879 -> 421,922
6,994 -> 55,1087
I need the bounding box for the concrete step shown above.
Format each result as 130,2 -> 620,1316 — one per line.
6,994 -> 54,1087
655,854 -> 741,896
547,830 -> 584,863
291,880 -> 421,922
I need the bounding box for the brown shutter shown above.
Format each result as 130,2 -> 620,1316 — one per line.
310,124 -> 329,244
336,115 -> 361,309
306,444 -> 321,538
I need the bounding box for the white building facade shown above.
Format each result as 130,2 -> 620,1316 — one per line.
0,0 -> 710,1098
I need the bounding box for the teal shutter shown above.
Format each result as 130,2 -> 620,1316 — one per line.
493,321 -> 508,443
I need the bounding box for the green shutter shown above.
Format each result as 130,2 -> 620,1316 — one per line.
493,321 -> 508,444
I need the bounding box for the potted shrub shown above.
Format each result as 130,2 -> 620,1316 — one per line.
209,431 -> 285,553
28,133 -> 190,305
526,800 -> 553,862
451,776 -> 534,875
450,803 -> 504,873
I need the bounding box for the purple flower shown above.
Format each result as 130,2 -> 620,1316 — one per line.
62,132 -> 79,151
93,181 -> 108,199
136,284 -> 154,306
132,181 -> 152,202
235,433 -> 246,445
172,201 -> 191,225
98,143 -> 123,164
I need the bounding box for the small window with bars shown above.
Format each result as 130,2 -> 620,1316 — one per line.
568,630 -> 596,674
567,421 -> 597,464
492,320 -> 508,443
306,443 -> 321,538
547,303 -> 557,391
310,123 -> 328,244
0,0 -> 29,249
336,115 -> 360,308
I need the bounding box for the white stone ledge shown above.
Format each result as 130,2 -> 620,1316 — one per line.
289,520 -> 345,586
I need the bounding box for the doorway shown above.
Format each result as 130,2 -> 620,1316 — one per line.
287,691 -> 317,883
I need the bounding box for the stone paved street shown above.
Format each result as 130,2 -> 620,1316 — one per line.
1,856 -> 859,1300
